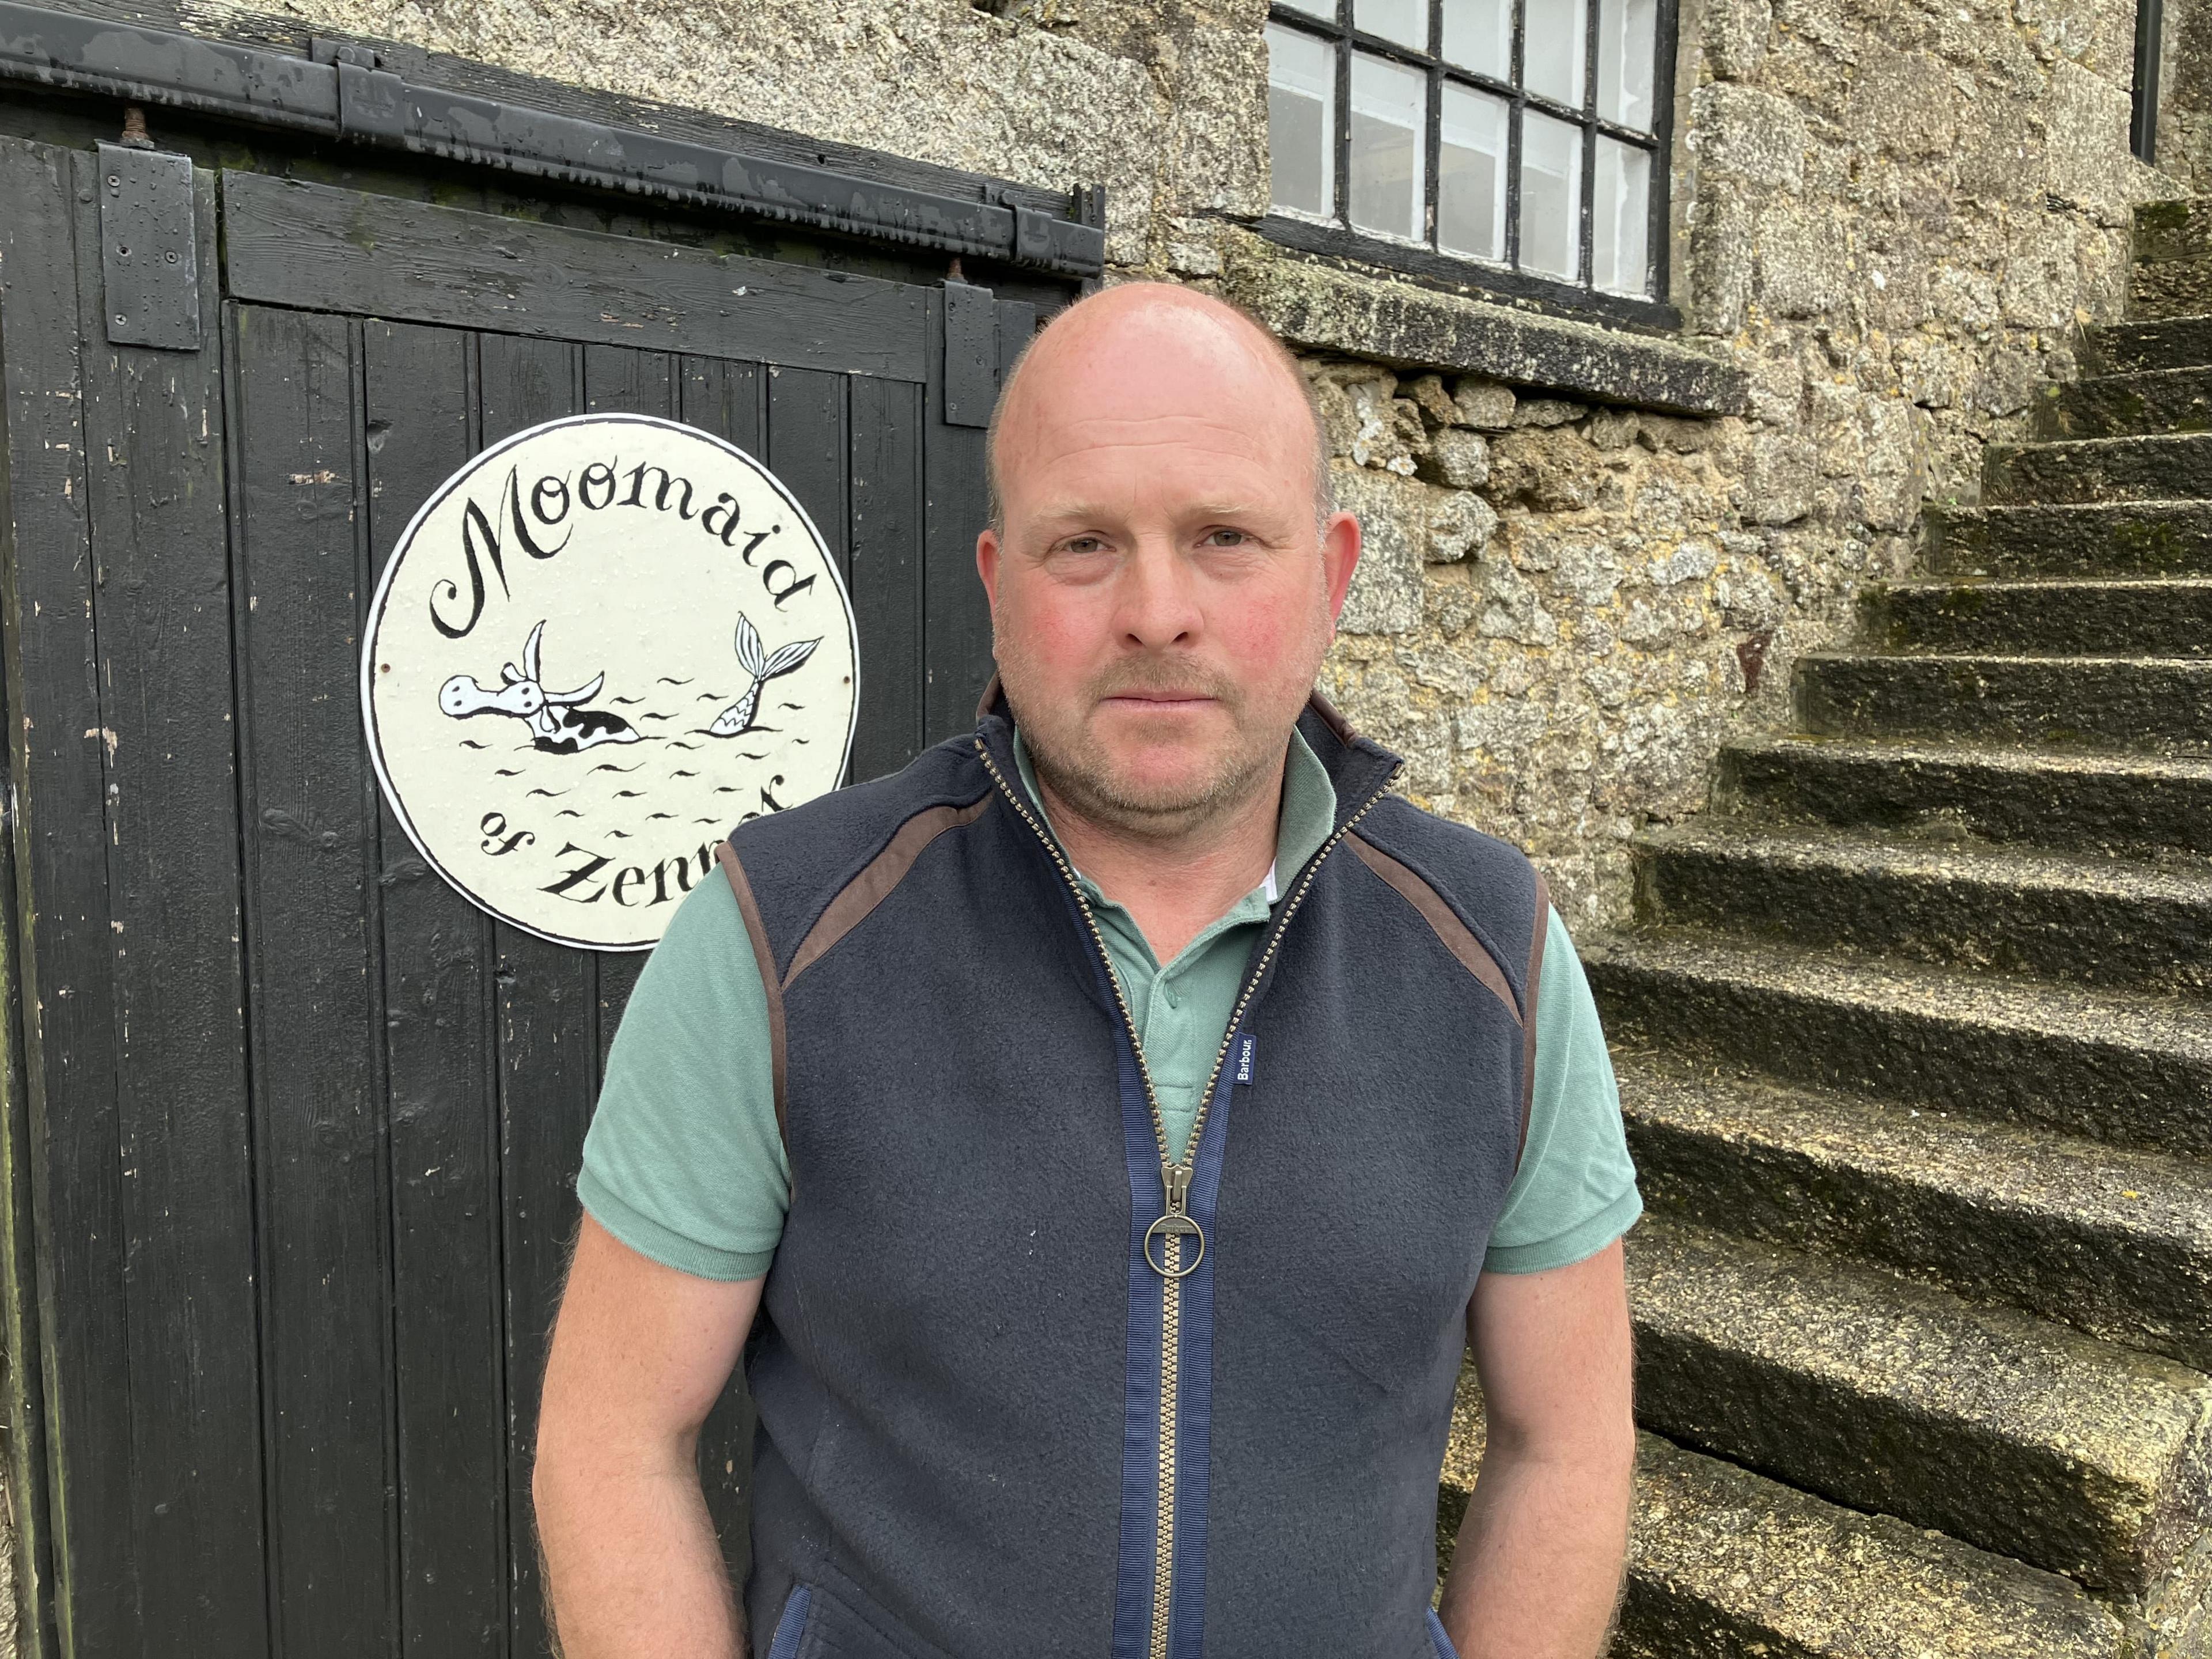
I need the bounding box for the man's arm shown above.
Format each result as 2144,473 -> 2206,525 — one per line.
535,1214 -> 763,1659
1437,1238 -> 1637,1659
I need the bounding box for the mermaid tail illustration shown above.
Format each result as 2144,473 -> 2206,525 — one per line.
708,612 -> 820,737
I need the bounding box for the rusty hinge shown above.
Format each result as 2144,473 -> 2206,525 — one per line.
96,141 -> 200,352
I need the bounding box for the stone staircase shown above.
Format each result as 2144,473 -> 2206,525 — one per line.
1441,202 -> 2212,1657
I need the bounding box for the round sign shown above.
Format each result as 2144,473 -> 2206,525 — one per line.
362,413 -> 858,950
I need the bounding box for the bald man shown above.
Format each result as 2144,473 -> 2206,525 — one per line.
536,285 -> 1641,1659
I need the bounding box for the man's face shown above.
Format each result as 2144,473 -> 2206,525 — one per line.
977,297 -> 1361,838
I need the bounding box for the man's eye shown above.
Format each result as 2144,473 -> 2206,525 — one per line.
1203,529 -> 1249,547
1062,536 -> 1107,555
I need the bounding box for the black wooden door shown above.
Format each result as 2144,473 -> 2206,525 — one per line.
0,134 -> 1039,1658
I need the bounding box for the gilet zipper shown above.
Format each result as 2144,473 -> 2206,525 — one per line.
975,736 -> 1391,1657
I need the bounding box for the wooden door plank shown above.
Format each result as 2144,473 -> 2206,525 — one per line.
0,135 -> 121,1659
847,377 -> 925,782
679,357 -> 764,458
228,300 -> 398,1658
672,352 -> 766,1574
766,367 -> 851,586
221,173 -> 929,382
922,292 -> 994,743
77,158 -> 271,1659
477,332 -> 592,1659
363,319 -> 509,1659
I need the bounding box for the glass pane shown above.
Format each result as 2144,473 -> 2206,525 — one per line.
1597,0 -> 1657,128
1525,0 -> 1589,107
1349,52 -> 1427,242
1518,109 -> 1582,279
1267,24 -> 1338,220
1593,137 -> 1650,294
1355,0 -> 1427,48
1442,0 -> 1510,77
1438,84 -> 1508,259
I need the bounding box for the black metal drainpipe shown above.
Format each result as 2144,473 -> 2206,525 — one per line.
2133,0 -> 2164,165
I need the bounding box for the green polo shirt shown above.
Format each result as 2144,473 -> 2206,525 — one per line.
578,731 -> 1641,1282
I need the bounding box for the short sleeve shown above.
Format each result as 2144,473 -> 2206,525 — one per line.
1481,904 -> 1643,1274
576,871 -> 790,1281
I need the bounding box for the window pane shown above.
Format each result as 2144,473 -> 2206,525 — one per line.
1355,0 -> 1427,48
1518,109 -> 1582,279
1276,0 -> 1338,16
1524,0 -> 1588,107
1349,52 -> 1427,242
1438,84 -> 1508,260
1267,24 -> 1338,219
1593,137 -> 1650,294
1597,0 -> 1656,128
1441,0 -> 1509,75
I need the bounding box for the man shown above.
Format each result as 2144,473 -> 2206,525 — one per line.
535,283 -> 1641,1658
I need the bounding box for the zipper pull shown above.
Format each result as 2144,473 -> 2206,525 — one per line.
1164,1162 -> 1192,1215
1145,1165 -> 1205,1278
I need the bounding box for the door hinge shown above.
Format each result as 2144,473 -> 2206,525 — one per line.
97,142 -> 200,352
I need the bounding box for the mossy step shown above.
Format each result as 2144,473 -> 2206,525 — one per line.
1715,734 -> 2212,858
1927,501 -> 2212,578
1631,820 -> 2212,992
1862,575 -> 2212,657
1613,1048 -> 2212,1370
1983,434 -> 2212,505
1581,927 -> 2212,1156
2082,315 -> 2212,376
1627,1217 -> 2212,1594
1795,650 -> 2212,753
1440,1411 -> 2131,1658
2133,198 -> 2212,264
2032,369 -> 2212,441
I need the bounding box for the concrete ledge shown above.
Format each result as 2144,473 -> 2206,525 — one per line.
1218,229 -> 1747,418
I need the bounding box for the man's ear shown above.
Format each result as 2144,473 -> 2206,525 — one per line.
1321,510 -> 1362,624
976,526 -> 1001,615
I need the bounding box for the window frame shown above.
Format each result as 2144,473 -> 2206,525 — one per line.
1263,0 -> 1680,331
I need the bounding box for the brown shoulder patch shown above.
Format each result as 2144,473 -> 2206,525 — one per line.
1346,833 -> 1520,1027
715,841 -> 789,1154
783,796 -> 992,990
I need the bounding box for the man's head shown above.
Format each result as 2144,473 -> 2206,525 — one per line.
976,283 -> 1361,844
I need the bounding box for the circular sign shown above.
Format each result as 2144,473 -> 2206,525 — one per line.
362,413 -> 858,951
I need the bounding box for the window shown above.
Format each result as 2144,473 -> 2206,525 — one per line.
1266,0 -> 1668,305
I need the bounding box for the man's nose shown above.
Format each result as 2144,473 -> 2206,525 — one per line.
1113,536 -> 1203,649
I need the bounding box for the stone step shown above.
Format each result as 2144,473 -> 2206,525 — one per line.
1580,927 -> 2212,1156
1439,1415 -> 2133,1658
2082,315 -> 2212,376
1927,501 -> 2212,578
2127,257 -> 2212,321
1715,734 -> 2212,858
1627,1216 -> 2212,1595
2031,369 -> 2212,441
1794,650 -> 2212,754
1861,575 -> 2212,656
1613,1049 -> 2212,1371
1632,820 -> 2212,993
2133,198 -> 2212,264
1983,433 -> 2212,505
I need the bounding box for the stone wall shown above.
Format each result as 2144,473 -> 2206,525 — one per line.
197,0 -> 2176,925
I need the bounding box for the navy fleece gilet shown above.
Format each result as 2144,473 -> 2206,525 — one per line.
722,695 -> 1546,1659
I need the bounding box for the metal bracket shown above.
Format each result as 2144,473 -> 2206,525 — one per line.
96,142 -> 199,351
335,59 -> 410,142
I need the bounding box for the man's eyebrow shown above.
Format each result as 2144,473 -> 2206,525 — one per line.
1029,500 -> 1281,527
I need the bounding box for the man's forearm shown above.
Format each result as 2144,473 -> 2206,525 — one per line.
1436,1431 -> 1636,1659
536,1445 -> 743,1659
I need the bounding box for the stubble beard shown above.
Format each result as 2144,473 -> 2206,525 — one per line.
1006,660 -> 1289,844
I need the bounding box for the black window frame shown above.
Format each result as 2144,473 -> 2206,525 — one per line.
1262,0 -> 1679,331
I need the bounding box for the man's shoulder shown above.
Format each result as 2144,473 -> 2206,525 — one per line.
724,729 -> 995,945
1352,793 -> 1540,899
